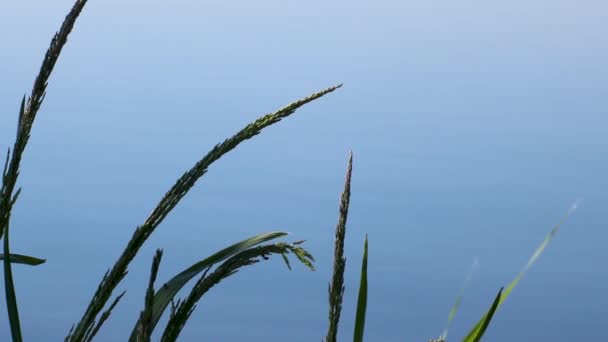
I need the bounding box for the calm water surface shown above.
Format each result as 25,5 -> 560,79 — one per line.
1,1 -> 607,341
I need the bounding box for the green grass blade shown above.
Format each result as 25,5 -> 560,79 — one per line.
462,201 -> 580,341
463,287 -> 503,342
353,235 -> 368,342
128,232 -> 287,341
0,253 -> 46,266
3,222 -> 23,342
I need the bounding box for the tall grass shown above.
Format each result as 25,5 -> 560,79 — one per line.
325,153 -> 353,342
2,1 -> 578,341
2,1 -> 334,341
65,81 -> 340,341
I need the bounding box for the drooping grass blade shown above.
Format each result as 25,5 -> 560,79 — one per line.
128,232 -> 288,341
0,253 -> 46,266
462,200 -> 581,341
353,235 -> 368,342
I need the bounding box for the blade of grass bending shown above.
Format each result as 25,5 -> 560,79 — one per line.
440,258 -> 479,341
462,200 -> 581,341
72,85 -> 341,342
0,253 -> 46,266
128,232 -> 288,341
353,235 -> 368,342
3,221 -> 23,342
160,241 -> 315,342
463,287 -> 503,342
326,152 -> 353,342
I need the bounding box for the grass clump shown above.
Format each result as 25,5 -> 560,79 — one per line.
1,1 -> 578,341
2,1 -> 334,341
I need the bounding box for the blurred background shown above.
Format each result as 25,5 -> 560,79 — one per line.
0,0 -> 606,340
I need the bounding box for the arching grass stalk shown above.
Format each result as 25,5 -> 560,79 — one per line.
68,84 -> 341,341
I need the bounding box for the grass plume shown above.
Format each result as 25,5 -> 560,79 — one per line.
0,0 -> 88,237
136,249 -> 164,342
325,152 -> 353,342
0,1 -> 89,340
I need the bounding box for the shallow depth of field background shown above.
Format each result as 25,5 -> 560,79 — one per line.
0,0 -> 606,341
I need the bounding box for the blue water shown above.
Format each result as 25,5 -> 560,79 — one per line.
1,1 -> 607,341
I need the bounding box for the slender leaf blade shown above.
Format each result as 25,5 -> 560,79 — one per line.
353,235 -> 368,342
463,288 -> 503,342
0,253 -> 46,266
